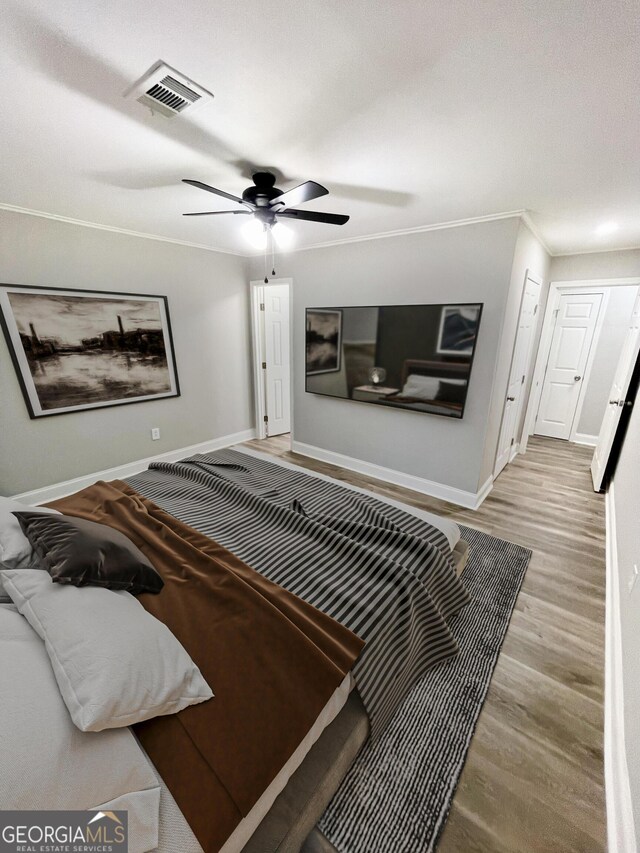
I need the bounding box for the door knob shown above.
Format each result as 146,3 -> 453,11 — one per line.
574,375 -> 582,381
610,400 -> 620,405
506,396 -> 515,402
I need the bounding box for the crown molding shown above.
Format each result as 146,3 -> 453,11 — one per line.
247,209 -> 528,256
9,201 -> 637,260
0,203 -> 244,256
520,211 -> 553,255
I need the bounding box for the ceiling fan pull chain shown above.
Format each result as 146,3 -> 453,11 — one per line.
271,230 -> 276,277
263,241 -> 269,284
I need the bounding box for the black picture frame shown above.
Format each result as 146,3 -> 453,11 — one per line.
0,283 -> 180,419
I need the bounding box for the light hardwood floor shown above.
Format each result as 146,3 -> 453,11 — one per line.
241,434 -> 606,853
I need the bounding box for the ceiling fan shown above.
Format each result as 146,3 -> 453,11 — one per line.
181,171 -> 349,249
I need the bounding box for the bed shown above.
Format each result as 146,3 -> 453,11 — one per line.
0,448 -> 471,853
375,358 -> 472,416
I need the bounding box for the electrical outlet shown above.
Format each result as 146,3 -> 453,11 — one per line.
629,564 -> 639,594
151,427 -> 160,441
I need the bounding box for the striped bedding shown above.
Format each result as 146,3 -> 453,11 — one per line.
127,449 -> 470,736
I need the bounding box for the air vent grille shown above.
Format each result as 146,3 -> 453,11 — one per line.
125,61 -> 213,118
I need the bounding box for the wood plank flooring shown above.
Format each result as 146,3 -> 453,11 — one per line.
241,434 -> 606,852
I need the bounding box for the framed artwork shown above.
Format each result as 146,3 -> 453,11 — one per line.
305,308 -> 343,375
0,284 -> 180,419
436,304 -> 482,356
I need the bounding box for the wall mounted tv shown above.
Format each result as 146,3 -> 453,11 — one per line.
305,303 -> 483,419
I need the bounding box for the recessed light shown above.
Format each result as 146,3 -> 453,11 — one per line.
595,221 -> 619,236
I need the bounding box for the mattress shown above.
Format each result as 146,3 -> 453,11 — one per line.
233,445 -> 462,549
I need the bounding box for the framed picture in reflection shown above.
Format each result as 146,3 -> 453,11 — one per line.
436,305 -> 482,356
306,308 -> 343,375
0,284 -> 180,419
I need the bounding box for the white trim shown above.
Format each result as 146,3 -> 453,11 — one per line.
247,210 -> 527,255
291,441 -> 493,510
551,277 -> 640,288
0,203 -> 243,256
604,483 -> 637,853
572,432 -> 599,447
4,202 -> 640,260
11,428 -> 257,505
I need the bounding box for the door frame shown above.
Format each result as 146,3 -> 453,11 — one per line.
522,277 -> 640,449
250,278 -> 293,440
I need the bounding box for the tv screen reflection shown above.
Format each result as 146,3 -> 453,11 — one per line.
305,303 -> 482,419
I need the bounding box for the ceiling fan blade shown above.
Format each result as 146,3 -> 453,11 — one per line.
182,179 -> 253,208
183,210 -> 251,216
270,181 -> 328,209
277,209 -> 349,225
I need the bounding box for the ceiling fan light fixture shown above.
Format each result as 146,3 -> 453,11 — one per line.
271,221 -> 295,250
242,217 -> 268,250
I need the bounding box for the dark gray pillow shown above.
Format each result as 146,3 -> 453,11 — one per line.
435,380 -> 467,406
12,512 -> 163,595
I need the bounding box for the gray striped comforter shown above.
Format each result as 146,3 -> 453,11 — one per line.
127,449 -> 470,737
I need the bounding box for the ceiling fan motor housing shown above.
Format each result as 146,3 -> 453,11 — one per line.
242,171 -> 284,208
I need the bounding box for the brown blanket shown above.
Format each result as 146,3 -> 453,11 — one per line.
48,480 -> 364,852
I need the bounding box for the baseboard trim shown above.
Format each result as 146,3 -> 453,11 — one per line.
605,483 -> 637,853
291,441 -> 493,510
11,428 -> 257,505
572,432 -> 599,447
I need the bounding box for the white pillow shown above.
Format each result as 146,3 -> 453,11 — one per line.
401,374 -> 468,400
1,569 -> 214,732
401,374 -> 441,400
0,497 -> 60,569
0,603 -> 161,853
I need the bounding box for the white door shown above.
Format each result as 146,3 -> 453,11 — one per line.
591,291 -> 640,490
262,283 -> 291,437
535,293 -> 603,440
495,274 -> 542,476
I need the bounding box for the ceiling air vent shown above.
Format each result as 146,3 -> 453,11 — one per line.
124,61 -> 213,118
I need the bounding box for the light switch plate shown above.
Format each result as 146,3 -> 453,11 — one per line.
151,427 -> 160,441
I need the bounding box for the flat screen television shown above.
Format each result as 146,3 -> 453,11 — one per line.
305,303 -> 483,419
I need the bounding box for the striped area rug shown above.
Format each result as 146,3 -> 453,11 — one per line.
318,525 -> 531,853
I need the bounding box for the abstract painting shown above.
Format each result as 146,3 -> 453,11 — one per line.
0,284 -> 180,418
306,308 -> 343,375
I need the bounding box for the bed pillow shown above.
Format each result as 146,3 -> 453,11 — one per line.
13,511 -> 164,594
1,569 -> 213,732
0,603 -> 161,853
435,380 -> 468,405
400,374 -> 441,400
0,497 -> 60,569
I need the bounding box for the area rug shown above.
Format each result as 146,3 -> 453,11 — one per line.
318,525 -> 532,853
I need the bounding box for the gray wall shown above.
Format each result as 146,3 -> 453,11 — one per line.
252,217 -> 522,495
0,211 -> 253,495
577,286 -> 638,436
550,249 -> 640,282
611,387 -> 640,834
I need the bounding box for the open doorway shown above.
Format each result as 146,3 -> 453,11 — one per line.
524,278 -> 640,450
250,279 -> 293,443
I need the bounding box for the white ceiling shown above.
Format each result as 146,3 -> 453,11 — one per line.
1,0 -> 639,256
